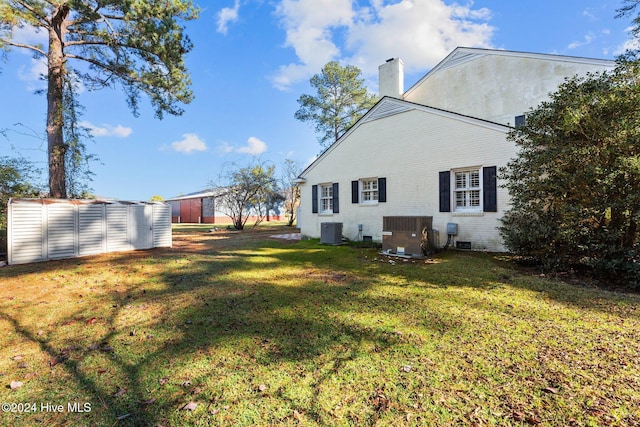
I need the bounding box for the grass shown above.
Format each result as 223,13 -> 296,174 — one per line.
0,224 -> 639,426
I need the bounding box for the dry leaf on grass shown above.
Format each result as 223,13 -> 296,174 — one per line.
182,402 -> 198,411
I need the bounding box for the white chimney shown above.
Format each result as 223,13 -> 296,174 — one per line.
378,58 -> 404,99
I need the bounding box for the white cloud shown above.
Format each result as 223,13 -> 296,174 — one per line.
237,136 -> 268,155
271,0 -> 495,90
613,26 -> 640,56
614,37 -> 640,56
170,133 -> 208,153
219,137 -> 268,155
10,23 -> 48,47
218,141 -> 235,154
271,0 -> 355,89
568,33 -> 595,49
217,0 -> 241,34
582,8 -> 597,21
17,57 -> 47,91
10,24 -> 48,93
17,58 -> 86,94
80,121 -> 133,138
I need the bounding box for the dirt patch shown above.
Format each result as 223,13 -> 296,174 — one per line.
170,226 -> 299,253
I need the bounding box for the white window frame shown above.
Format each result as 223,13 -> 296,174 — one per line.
319,183 -> 333,214
360,178 -> 379,204
453,168 -> 482,212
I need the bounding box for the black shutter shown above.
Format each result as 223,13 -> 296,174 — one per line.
351,180 -> 359,203
378,177 -> 387,203
332,183 -> 339,213
483,166 -> 497,212
439,171 -> 450,212
312,185 -> 318,213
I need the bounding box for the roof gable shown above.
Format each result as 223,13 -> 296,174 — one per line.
299,97 -> 509,178
405,47 -> 616,99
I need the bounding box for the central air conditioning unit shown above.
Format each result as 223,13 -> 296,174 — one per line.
382,216 -> 433,257
320,222 -> 343,245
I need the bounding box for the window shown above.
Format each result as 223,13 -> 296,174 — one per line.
439,167 -> 497,213
454,169 -> 481,211
320,184 -> 333,213
361,179 -> 378,203
351,178 -> 386,204
313,183 -> 339,214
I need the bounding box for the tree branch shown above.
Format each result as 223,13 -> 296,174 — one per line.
2,39 -> 46,57
13,0 -> 51,26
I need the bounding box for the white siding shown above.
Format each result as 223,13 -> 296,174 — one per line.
404,51 -> 614,126
299,106 -> 515,252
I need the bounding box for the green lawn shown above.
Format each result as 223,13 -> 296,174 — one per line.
0,225 -> 638,426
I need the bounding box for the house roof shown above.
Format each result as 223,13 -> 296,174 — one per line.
404,47 -> 616,99
298,96 -> 510,179
298,47 -> 615,181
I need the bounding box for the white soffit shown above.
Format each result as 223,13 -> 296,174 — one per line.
362,101 -> 413,123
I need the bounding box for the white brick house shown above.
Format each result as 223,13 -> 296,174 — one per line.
296,47 -> 615,252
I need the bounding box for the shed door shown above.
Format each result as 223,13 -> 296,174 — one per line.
130,205 -> 153,250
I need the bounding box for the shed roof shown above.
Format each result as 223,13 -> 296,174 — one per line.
165,189 -> 225,201
8,198 -> 165,205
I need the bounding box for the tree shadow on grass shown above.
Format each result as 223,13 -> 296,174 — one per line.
1,231 -> 639,425
0,233 -> 438,425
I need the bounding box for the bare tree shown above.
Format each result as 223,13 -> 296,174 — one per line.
281,159 -> 301,227
212,160 -> 280,230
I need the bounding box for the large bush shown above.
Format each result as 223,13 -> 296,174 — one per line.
500,62 -> 640,287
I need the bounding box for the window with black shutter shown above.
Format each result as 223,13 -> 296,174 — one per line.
378,177 -> 387,203
312,185 -> 318,213
351,181 -> 359,204
439,171 -> 451,212
352,177 -> 386,205
483,166 -> 497,212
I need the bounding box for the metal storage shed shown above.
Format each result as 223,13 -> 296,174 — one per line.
7,198 -> 172,265
165,189 -> 222,224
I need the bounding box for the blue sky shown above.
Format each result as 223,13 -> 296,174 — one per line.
0,0 -> 636,201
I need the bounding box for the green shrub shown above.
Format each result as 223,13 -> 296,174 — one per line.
500,62 -> 640,288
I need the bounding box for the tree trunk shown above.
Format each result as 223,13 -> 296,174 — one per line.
47,5 -> 70,198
